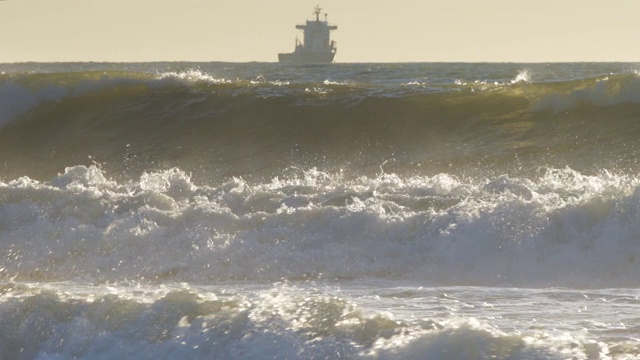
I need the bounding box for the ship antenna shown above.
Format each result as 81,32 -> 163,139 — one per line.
314,5 -> 321,21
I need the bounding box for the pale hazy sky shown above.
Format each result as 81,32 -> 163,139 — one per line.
1,0 -> 639,63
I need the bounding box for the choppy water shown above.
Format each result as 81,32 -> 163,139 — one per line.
1,62 -> 640,359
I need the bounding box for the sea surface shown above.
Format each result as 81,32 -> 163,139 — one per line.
1,62 -> 640,359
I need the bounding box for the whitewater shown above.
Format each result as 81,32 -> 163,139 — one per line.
1,62 -> 640,359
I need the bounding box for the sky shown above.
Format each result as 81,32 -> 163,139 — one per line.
1,0 -> 639,63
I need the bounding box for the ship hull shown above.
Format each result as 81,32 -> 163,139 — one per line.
278,51 -> 336,65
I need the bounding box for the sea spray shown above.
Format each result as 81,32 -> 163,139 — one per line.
2,62 -> 640,359
2,164 -> 640,288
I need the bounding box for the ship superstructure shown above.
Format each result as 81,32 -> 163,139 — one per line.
278,5 -> 337,64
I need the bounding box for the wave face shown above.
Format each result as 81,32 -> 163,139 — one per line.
3,62 -> 640,359
1,63 -> 640,182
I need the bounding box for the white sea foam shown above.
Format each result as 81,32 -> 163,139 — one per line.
305,87 -> 331,94
323,79 -> 351,86
511,69 -> 531,84
0,282 -> 632,359
1,165 -> 640,287
158,69 -> 232,84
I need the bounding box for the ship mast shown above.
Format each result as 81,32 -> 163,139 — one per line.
314,5 -> 321,21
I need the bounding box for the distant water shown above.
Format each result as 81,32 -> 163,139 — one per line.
1,62 -> 640,359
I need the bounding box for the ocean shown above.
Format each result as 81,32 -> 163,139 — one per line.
1,62 -> 640,359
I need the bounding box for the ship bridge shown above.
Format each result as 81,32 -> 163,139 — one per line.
278,5 -> 338,65
295,5 -> 337,53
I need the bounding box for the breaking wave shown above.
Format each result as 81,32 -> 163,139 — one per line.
3,63 -> 640,359
2,165 -> 640,288
1,283 -> 611,360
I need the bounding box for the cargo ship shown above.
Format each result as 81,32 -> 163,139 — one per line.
278,5 -> 337,65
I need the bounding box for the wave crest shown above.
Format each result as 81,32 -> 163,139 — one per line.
532,74 -> 640,112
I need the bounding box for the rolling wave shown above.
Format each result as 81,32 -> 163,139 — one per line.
1,70 -> 640,181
